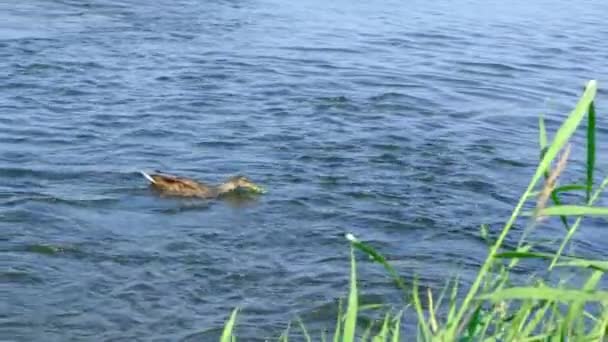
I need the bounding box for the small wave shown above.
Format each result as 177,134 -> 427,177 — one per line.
455,60 -> 528,73
1,192 -> 120,208
279,46 -> 361,54
0,167 -> 135,181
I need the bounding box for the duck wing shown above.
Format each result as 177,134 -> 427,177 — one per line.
141,171 -> 213,197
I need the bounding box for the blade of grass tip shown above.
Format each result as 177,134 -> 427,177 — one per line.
521,300 -> 552,337
372,313 -> 390,342
538,205 -> 608,217
446,276 -> 459,326
220,308 -> 239,342
495,251 -> 557,260
478,286 -> 608,302
566,270 -> 603,333
477,312 -> 496,342
461,304 -> 483,340
279,321 -> 291,342
519,333 -> 553,342
359,304 -> 386,312
361,320 -> 374,342
554,184 -> 588,193
527,183 -> 586,198
342,244 -> 358,342
321,329 -> 328,342
539,112 -> 548,168
433,277 -> 454,319
448,80 -> 598,337
555,259 -> 608,272
427,288 -> 438,334
391,311 -> 402,342
350,238 -> 408,294
297,317 -> 312,342
549,191 -> 570,231
333,299 -> 343,342
583,310 -> 599,323
412,280 -> 432,341
551,177 -> 608,269
543,80 -> 596,177
506,300 -> 535,341
547,301 -> 561,336
508,244 -> 532,268
587,101 -> 596,202
589,307 -> 608,340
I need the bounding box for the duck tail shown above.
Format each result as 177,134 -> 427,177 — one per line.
140,171 -> 157,184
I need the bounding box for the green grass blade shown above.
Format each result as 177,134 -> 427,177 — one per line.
528,185 -> 580,231
495,251 -> 556,260
542,80 -> 597,174
495,251 -> 608,271
426,288 -> 439,334
479,286 -> 608,302
279,321 -> 291,342
297,317 -> 312,342
527,183 -> 586,198
333,299 -> 343,342
549,192 -> 570,230
587,101 -> 596,201
463,305 -> 483,339
520,333 -> 553,342
342,246 -> 358,342
566,270 -> 603,336
477,309 -> 496,341
538,205 -> 608,217
373,313 -> 390,342
521,300 -> 552,337
412,280 -> 431,340
539,112 -> 548,159
359,304 -> 386,312
350,238 -> 408,294
220,308 -> 239,342
446,277 -> 459,326
508,300 -> 537,340
551,177 -> 608,269
391,312 -> 402,342
361,320 -> 374,342
448,80 -> 598,337
589,308 -> 608,341
433,278 -> 454,320
554,184 -> 587,193
554,259 -> 608,272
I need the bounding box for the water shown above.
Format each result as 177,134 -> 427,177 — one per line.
2,0 -> 608,340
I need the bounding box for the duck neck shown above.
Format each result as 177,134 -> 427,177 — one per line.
215,181 -> 237,195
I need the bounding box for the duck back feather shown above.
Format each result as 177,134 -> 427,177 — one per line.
140,171 -> 216,198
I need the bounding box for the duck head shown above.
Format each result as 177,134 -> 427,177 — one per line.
217,175 -> 265,195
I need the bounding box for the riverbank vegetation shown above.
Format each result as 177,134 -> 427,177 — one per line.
221,80 -> 606,341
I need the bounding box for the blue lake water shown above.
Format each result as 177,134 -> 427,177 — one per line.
2,0 -> 608,340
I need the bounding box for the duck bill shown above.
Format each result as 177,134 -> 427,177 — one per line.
250,185 -> 266,194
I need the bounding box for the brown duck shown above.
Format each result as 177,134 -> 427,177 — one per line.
140,171 -> 265,198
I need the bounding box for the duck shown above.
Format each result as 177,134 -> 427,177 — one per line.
140,171 -> 265,198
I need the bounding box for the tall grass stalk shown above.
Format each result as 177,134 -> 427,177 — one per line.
219,80 -> 606,341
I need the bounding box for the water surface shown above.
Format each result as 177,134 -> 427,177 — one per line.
2,0 -> 608,340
